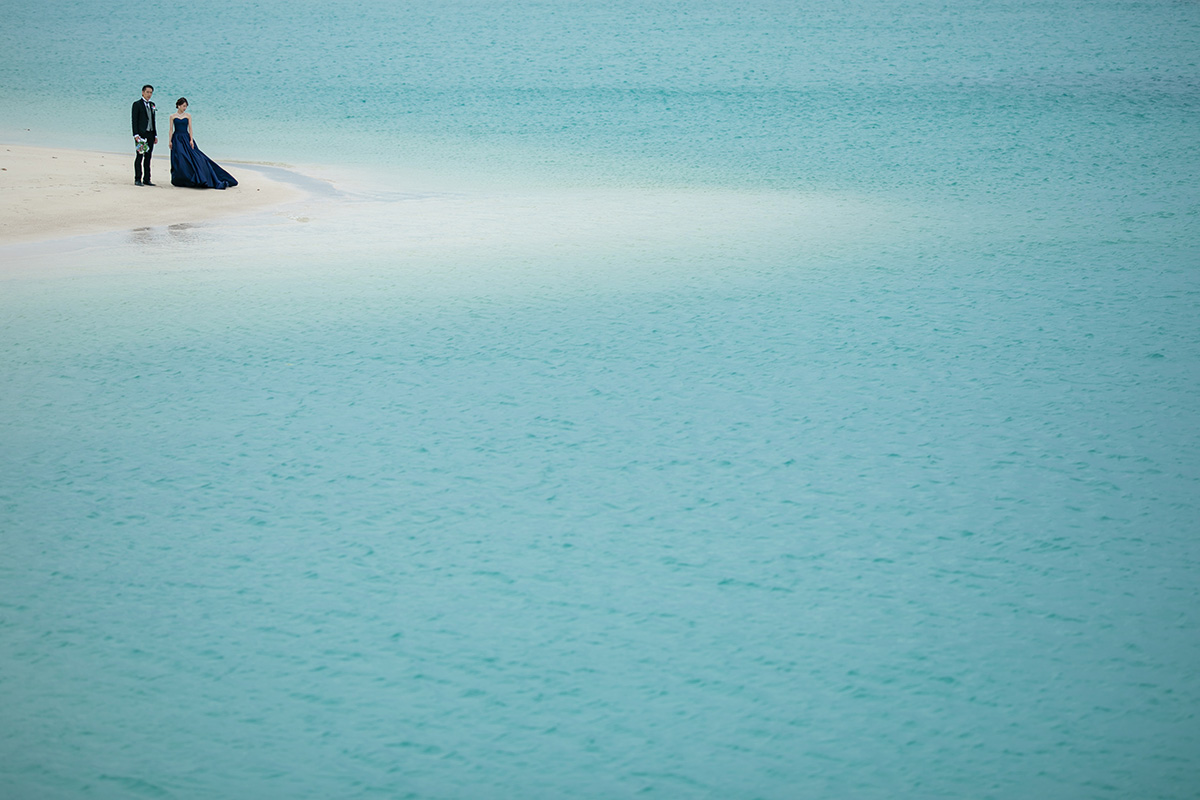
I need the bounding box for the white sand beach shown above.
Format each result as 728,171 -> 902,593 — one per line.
0,144 -> 303,245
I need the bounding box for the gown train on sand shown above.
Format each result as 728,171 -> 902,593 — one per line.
170,117 -> 237,189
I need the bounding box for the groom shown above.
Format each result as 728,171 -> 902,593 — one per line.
131,84 -> 158,186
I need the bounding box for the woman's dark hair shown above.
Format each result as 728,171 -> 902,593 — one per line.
176,97 -> 188,108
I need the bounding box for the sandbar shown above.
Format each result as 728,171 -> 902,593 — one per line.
0,144 -> 305,245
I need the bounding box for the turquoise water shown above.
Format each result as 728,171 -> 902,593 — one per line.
2,1 -> 1200,798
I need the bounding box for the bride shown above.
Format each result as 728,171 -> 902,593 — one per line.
168,98 -> 238,189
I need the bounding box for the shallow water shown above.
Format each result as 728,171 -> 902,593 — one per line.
2,1 -> 1199,798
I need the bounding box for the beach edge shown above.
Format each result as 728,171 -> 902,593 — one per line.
0,144 -> 317,246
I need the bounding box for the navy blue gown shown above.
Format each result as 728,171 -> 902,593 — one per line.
170,117 -> 238,189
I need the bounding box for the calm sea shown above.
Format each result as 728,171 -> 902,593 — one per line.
2,1 -> 1199,798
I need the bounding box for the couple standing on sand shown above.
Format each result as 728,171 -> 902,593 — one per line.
132,84 -> 238,190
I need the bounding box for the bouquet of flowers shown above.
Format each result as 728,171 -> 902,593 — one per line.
134,135 -> 149,154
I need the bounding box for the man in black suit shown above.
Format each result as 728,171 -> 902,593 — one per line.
132,84 -> 158,186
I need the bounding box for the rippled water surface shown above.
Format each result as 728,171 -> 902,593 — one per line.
2,1 -> 1199,798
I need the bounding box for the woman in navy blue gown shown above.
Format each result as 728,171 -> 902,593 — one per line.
168,98 -> 238,189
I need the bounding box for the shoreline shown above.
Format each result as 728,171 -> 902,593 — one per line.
0,144 -> 311,245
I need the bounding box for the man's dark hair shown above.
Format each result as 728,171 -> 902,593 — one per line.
142,84 -> 153,92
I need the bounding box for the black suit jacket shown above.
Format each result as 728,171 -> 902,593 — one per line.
132,99 -> 157,139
